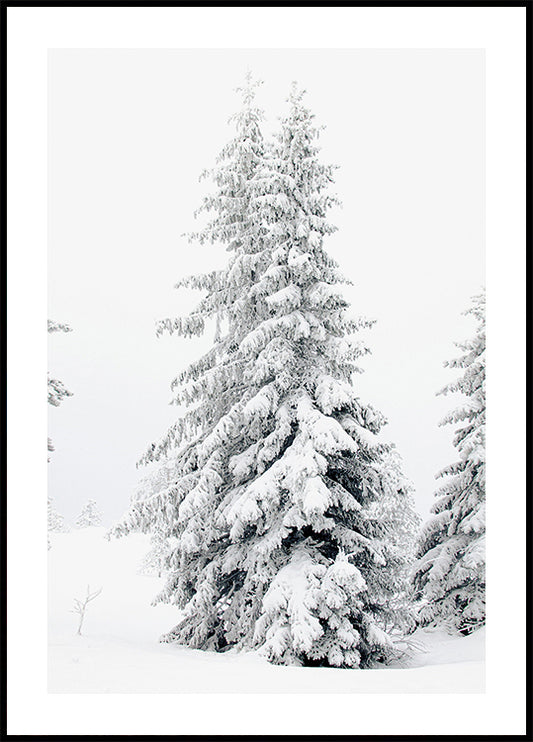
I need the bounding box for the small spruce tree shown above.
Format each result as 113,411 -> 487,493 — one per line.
48,496 -> 70,535
412,290 -> 485,635
138,531 -> 169,578
75,499 -> 103,529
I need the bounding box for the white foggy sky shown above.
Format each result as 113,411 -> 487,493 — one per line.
48,48 -> 485,526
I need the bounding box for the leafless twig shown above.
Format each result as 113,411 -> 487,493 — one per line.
70,585 -> 102,636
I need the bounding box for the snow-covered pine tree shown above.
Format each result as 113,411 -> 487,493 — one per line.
115,79 -> 418,667
48,496 -> 70,534
75,499 -> 103,529
138,530 -> 169,578
48,319 -> 73,455
48,320 -> 73,547
370,449 -> 420,635
412,290 -> 485,635
48,496 -> 69,549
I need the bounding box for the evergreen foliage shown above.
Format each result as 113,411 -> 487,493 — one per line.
48,319 -> 73,439
48,496 -> 70,534
115,78 -> 418,667
48,496 -> 70,549
75,499 -> 103,529
138,530 -> 170,578
48,319 -> 73,546
412,291 -> 485,635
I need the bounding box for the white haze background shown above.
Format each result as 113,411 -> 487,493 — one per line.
48,49 -> 484,525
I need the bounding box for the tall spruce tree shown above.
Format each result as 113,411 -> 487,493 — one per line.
412,290 -> 485,635
115,80 -> 418,667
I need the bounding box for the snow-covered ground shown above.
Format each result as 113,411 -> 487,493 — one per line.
48,528 -> 485,693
